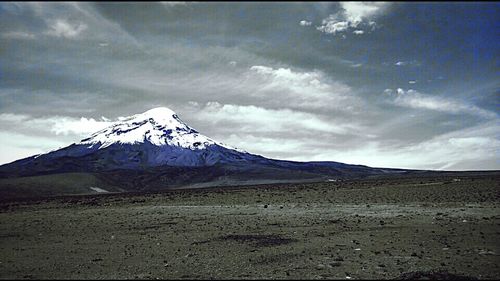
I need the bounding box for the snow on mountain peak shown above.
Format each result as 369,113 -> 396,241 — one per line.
79,107 -> 245,152
129,107 -> 178,122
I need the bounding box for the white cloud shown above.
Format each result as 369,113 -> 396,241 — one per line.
317,2 -> 389,35
194,102 -> 353,135
48,117 -> 114,136
387,88 -> 497,119
248,65 -> 360,111
286,121 -> 500,170
317,18 -> 350,34
0,131 -> 68,165
224,134 -> 306,156
185,100 -> 500,171
45,19 -> 87,38
0,112 -> 117,164
341,2 -> 388,24
299,20 -> 312,26
180,101 -> 372,160
0,113 -> 113,137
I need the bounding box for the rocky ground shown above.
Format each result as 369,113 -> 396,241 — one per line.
0,174 -> 499,279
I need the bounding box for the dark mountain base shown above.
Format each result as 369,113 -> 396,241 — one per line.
0,163 -> 330,201
1,167 -> 498,201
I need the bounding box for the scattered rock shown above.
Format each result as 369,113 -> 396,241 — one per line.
478,250 -> 496,255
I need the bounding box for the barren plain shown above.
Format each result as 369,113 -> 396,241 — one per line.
0,173 -> 499,279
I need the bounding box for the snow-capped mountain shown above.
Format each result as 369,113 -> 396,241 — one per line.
79,107 -> 245,152
0,107 -> 410,197
1,107 -> 272,173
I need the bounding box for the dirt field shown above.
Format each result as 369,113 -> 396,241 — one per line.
0,174 -> 499,279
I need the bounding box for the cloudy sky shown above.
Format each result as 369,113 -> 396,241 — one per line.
1,2 -> 499,170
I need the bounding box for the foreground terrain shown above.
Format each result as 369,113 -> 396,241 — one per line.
0,173 -> 499,279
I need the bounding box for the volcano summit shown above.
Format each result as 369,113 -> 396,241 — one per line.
80,107 -> 245,153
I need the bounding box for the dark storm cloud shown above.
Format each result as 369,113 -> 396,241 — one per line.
0,2 -> 498,170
